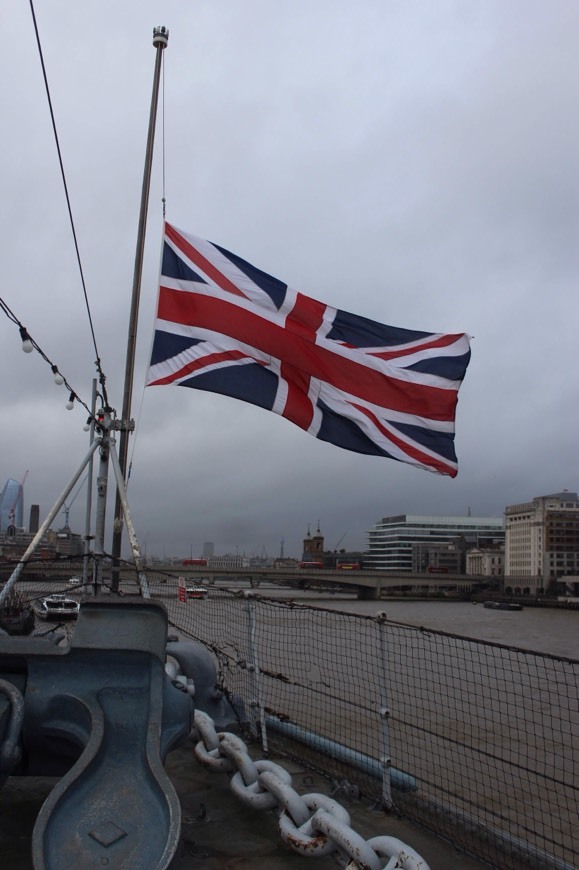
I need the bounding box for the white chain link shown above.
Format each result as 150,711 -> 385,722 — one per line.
191,710 -> 430,870
278,792 -> 350,858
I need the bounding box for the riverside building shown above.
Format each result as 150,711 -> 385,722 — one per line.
366,514 -> 504,572
504,491 -> 579,593
466,543 -> 504,577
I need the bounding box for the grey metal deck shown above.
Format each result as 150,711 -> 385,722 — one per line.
1,741 -> 489,869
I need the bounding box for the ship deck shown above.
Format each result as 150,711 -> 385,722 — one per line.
1,741 -> 489,869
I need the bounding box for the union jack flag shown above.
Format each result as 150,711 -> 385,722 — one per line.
147,223 -> 471,477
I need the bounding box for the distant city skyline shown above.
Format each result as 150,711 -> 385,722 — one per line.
1,472 -> 512,561
2,470 -> 576,590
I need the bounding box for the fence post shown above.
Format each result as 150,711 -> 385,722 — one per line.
244,599 -> 269,756
377,611 -> 393,809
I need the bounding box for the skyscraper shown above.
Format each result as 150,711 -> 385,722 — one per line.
29,504 -> 40,534
0,479 -> 24,531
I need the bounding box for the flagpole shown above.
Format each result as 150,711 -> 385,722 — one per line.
111,26 -> 168,591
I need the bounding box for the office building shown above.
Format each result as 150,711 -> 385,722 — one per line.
505,491 -> 579,592
202,542 -> 214,559
366,514 -> 504,572
29,504 -> 40,534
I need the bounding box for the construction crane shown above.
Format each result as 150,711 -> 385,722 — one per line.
334,531 -> 347,551
7,469 -> 29,526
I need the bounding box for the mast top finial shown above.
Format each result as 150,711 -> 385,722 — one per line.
153,26 -> 169,48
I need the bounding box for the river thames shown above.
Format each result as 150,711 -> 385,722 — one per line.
321,598 -> 578,658
233,586 -> 579,659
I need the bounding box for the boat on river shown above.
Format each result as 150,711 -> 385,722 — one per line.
36,594 -> 80,621
483,601 -> 523,611
186,585 -> 208,599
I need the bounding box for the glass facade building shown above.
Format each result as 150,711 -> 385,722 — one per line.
0,478 -> 24,531
366,514 -> 504,572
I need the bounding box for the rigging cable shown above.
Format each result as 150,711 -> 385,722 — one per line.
62,471 -> 90,522
28,0 -> 110,409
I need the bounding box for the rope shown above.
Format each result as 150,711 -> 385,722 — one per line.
27,0 -> 110,408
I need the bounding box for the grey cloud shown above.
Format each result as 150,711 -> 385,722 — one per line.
1,0 -> 577,559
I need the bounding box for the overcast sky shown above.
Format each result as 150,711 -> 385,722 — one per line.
1,1 -> 577,560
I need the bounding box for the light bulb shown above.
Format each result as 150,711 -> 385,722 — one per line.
19,327 -> 33,353
66,392 -> 75,410
51,365 -> 64,386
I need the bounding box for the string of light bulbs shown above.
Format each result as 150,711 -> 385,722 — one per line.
1,296 -> 99,429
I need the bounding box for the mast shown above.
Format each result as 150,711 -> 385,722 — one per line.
111,26 -> 168,589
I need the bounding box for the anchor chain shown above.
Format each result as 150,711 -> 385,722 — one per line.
0,679 -> 24,774
192,709 -> 429,870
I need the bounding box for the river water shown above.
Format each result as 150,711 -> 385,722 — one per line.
240,586 -> 579,659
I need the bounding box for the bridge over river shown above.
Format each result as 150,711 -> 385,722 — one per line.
1,561 -> 490,600
172,565 -> 487,599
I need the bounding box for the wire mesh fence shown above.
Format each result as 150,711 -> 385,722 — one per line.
2,556 -> 578,870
